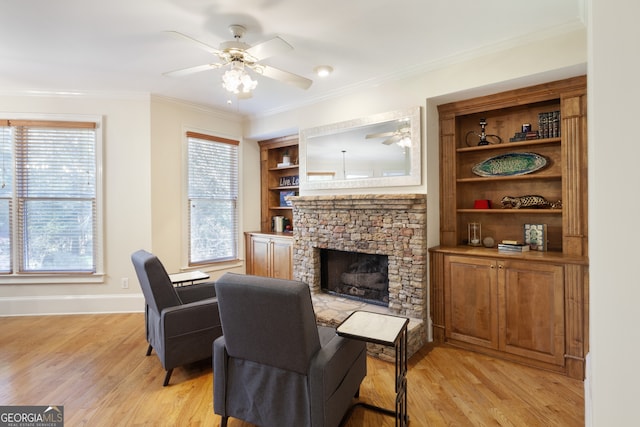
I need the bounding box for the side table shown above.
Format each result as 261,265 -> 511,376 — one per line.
169,270 -> 210,287
336,310 -> 409,427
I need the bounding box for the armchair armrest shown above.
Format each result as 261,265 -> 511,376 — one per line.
309,329 -> 367,398
161,297 -> 220,338
308,329 -> 366,427
175,281 -> 216,303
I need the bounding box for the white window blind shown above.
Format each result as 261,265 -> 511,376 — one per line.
186,131 -> 239,265
1,119 -> 98,274
0,124 -> 12,273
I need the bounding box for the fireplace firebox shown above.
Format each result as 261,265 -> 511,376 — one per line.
320,248 -> 389,306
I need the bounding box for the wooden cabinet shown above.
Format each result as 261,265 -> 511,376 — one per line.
430,76 -> 588,379
445,255 -> 564,367
245,232 -> 293,280
445,255 -> 498,349
258,135 -> 299,234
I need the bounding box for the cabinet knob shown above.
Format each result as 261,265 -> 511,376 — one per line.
498,264 -> 504,269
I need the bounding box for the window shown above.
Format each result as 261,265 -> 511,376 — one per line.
186,131 -> 239,265
0,119 -> 100,276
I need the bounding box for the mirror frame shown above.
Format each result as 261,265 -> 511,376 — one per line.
299,106 -> 421,190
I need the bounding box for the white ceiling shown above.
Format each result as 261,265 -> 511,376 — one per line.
0,0 -> 585,117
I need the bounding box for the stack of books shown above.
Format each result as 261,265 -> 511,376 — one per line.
538,111 -> 561,139
497,240 -> 530,253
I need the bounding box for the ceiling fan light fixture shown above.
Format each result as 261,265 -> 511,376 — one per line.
397,136 -> 412,148
221,61 -> 257,94
314,65 -> 333,77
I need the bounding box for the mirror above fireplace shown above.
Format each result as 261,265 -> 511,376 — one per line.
299,107 -> 421,190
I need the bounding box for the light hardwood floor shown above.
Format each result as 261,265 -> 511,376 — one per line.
0,313 -> 584,426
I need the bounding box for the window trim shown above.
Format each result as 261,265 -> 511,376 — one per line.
182,128 -> 241,270
0,113 -> 104,284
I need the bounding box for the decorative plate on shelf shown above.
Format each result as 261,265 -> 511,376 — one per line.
472,152 -> 547,177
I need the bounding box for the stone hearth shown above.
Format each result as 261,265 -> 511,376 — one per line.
290,194 -> 427,358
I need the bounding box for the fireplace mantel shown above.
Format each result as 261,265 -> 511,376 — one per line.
290,193 -> 426,211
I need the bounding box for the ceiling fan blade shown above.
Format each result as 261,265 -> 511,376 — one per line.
164,31 -> 221,55
246,36 -> 293,61
366,131 -> 396,139
163,63 -> 222,77
259,64 -> 312,90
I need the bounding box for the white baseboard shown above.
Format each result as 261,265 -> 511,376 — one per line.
0,293 -> 145,316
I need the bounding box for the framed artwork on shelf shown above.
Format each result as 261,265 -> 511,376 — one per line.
524,223 -> 547,251
280,190 -> 296,207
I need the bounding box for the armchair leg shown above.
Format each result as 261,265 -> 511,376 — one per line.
163,369 -> 173,387
220,416 -> 228,427
146,344 -> 153,356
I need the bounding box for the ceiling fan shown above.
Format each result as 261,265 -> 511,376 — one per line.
163,25 -> 313,95
365,122 -> 412,146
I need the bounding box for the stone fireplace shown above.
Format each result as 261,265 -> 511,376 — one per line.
290,194 -> 427,358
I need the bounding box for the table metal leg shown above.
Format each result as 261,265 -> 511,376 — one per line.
395,326 -> 408,426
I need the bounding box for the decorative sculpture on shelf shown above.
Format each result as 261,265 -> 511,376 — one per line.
501,195 -> 562,209
466,118 -> 503,146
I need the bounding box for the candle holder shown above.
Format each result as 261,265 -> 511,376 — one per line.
468,222 -> 482,246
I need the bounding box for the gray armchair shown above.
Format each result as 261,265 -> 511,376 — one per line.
131,249 -> 223,386
213,273 -> 367,427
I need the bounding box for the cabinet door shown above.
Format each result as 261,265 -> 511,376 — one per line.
248,235 -> 271,277
498,260 -> 564,366
270,237 -> 293,280
444,255 -> 499,349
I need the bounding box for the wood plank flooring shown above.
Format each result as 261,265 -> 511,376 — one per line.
0,313 -> 584,426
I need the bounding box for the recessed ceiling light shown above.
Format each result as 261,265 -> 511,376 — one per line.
314,65 -> 333,77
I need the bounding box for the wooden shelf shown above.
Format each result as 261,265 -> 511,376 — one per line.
457,209 -> 562,214
457,174 -> 562,184
268,164 -> 299,172
430,245 -> 588,265
456,137 -> 561,152
270,186 -> 299,191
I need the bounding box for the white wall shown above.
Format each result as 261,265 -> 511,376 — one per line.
587,0 -> 640,424
148,96 -> 250,277
0,92 -> 153,314
0,94 -> 261,315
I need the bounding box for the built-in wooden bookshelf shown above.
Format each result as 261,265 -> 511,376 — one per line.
429,76 -> 588,379
246,135 -> 298,279
258,134 -> 299,234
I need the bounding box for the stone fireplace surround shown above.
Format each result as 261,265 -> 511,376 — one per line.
290,194 -> 427,359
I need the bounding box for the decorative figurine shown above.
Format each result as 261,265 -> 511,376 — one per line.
466,118 -> 503,146
501,195 -> 562,209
